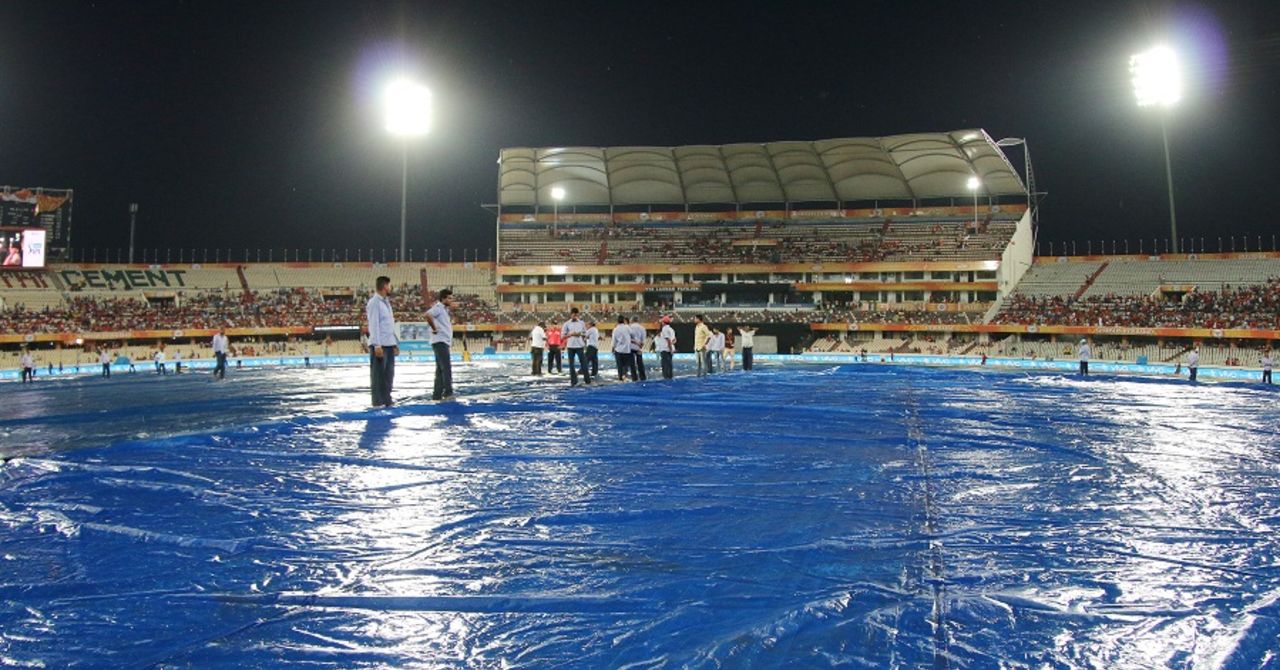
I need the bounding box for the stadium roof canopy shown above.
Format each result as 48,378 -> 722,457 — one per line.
498,129 -> 1025,208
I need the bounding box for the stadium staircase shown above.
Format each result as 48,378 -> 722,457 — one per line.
419,268 -> 431,300
1163,345 -> 1192,363
235,265 -> 252,300
1073,262 -> 1109,299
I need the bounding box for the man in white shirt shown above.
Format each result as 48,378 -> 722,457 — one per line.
694,315 -> 712,376
1187,347 -> 1199,382
722,327 -> 736,371
739,325 -> 757,371
656,316 -> 676,379
99,350 -> 111,378
154,349 -> 167,375
561,307 -> 590,386
20,351 -> 35,383
708,327 -> 724,373
629,317 -> 647,381
585,320 -> 600,379
366,275 -> 398,407
172,350 -> 184,374
1077,338 -> 1090,376
611,316 -> 635,380
303,344 -> 311,367
425,288 -> 455,400
212,328 -> 229,379
529,321 -> 547,376
1263,349 -> 1274,385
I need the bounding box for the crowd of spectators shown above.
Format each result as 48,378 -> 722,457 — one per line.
995,278 -> 1280,330
500,219 -> 1014,266
0,286 -> 499,334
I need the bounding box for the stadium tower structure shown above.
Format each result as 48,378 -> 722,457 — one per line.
492,130 -> 1034,329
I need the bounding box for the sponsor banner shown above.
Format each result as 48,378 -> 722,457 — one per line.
60,268 -> 189,290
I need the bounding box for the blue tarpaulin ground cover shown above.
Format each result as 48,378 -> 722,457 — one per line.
2,360 -> 1278,667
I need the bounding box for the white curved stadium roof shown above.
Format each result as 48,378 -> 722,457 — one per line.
498,129 -> 1025,207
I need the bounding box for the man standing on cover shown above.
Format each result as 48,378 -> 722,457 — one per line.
585,320 -> 601,379
425,288 -> 455,400
366,275 -> 398,407
1077,338 -> 1090,376
1262,349 -> 1274,385
154,349 -> 167,375
99,350 -> 111,378
545,322 -> 563,374
212,327 -> 229,379
694,314 -> 711,377
20,350 -> 35,383
722,327 -> 736,371
1186,346 -> 1199,382
562,307 -> 590,386
739,325 -> 757,371
629,316 -> 647,381
656,315 -> 676,379
529,321 -> 546,376
612,315 -> 634,380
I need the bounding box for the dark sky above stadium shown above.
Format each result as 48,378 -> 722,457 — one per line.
3,1 -> 1278,258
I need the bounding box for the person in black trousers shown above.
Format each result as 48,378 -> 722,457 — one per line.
585,320 -> 600,378
426,289 -> 456,400
739,325 -> 757,371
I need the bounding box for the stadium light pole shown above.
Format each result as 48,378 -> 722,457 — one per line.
551,186 -> 566,235
1130,45 -> 1182,253
966,176 -> 981,228
383,78 -> 433,262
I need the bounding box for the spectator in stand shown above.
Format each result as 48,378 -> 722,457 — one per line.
425,289 -> 455,401
546,321 -> 563,374
366,275 -> 398,408
611,315 -> 634,380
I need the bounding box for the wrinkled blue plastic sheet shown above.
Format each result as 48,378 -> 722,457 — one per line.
2,361 -> 1279,668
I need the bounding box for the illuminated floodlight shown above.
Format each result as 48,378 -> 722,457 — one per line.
551,186 -> 566,201
384,79 -> 433,136
966,176 -> 981,191
1130,46 -> 1181,108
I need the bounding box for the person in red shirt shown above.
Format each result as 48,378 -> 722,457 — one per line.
545,321 -> 563,373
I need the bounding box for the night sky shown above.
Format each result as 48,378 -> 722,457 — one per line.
3,1 -> 1278,258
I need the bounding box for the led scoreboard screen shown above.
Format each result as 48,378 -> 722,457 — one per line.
0,228 -> 47,269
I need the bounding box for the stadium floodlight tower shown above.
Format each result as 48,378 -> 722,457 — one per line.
1130,45 -> 1182,253
383,78 -> 433,262
966,176 -> 981,227
551,186 -> 566,235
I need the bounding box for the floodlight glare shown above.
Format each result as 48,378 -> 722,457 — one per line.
966,176 -> 981,191
551,187 -> 566,201
1130,46 -> 1181,108
384,79 -> 433,136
